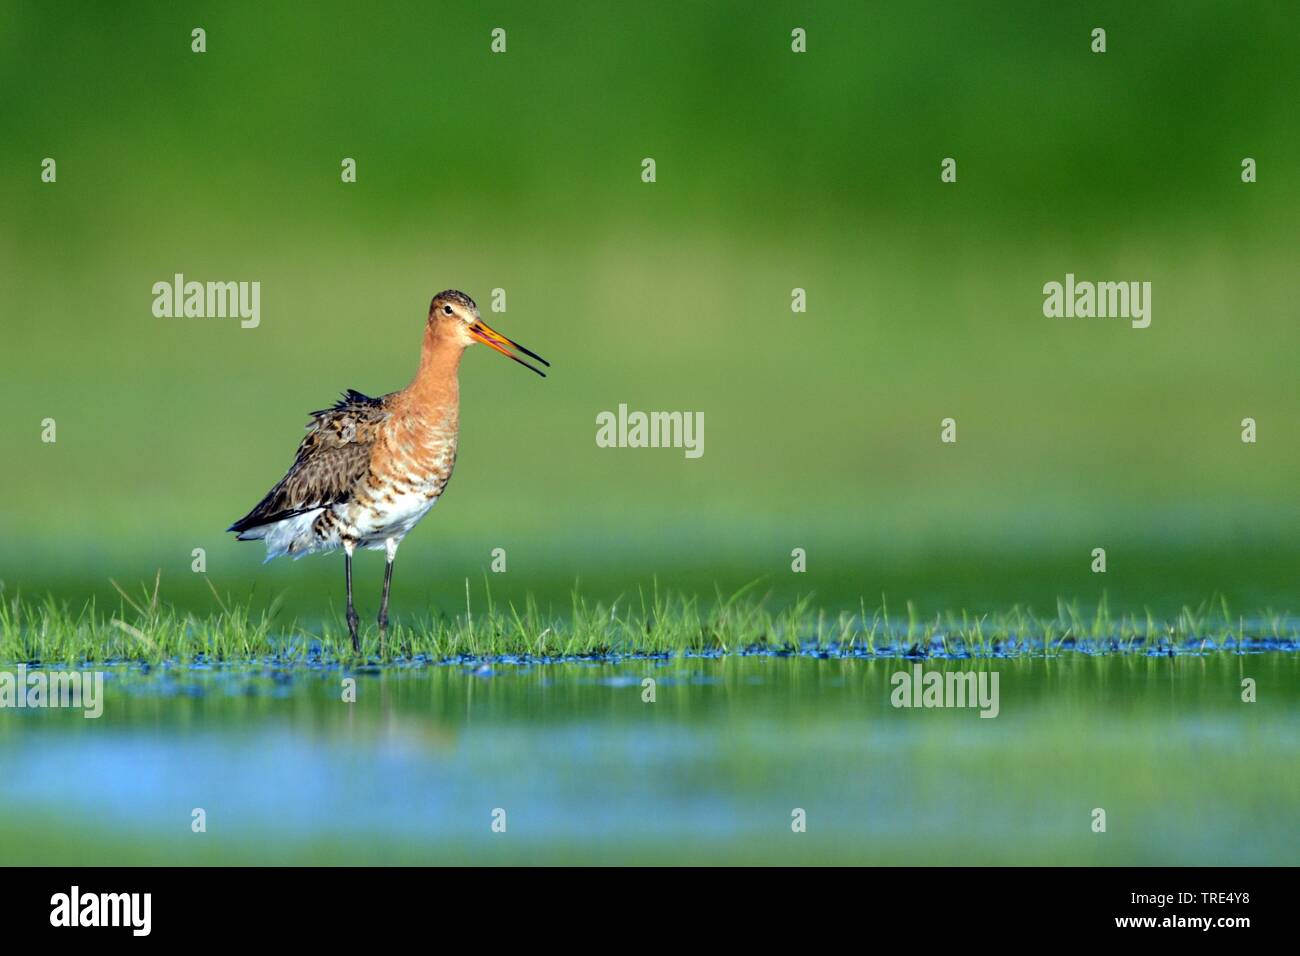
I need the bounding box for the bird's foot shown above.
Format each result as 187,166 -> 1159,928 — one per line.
346,609 -> 361,653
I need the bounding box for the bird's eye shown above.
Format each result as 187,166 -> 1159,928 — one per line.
443,305 -> 454,315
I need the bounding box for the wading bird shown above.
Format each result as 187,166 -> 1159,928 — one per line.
228,291 -> 548,651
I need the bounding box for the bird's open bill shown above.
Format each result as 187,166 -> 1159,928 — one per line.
469,319 -> 550,377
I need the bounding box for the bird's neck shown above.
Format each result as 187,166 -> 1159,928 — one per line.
403,324 -> 463,412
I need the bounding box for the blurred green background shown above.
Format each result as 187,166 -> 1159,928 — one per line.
2,1 -> 1298,622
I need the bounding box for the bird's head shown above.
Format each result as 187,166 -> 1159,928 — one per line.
428,290 -> 549,377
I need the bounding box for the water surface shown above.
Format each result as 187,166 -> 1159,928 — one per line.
1,654 -> 1296,864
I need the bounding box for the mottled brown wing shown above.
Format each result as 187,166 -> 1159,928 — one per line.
228,390 -> 390,535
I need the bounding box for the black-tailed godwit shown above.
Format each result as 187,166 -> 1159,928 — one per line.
228,290 -> 548,650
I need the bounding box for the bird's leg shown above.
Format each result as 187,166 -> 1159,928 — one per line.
344,540 -> 360,653
377,538 -> 398,644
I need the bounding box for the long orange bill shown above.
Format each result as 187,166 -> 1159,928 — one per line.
469,319 -> 550,377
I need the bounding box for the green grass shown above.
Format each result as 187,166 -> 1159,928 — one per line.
2,576 -> 1295,665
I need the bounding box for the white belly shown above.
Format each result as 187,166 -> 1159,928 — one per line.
349,489 -> 440,549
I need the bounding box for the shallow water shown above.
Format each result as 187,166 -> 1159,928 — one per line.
1,653 -> 1297,864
